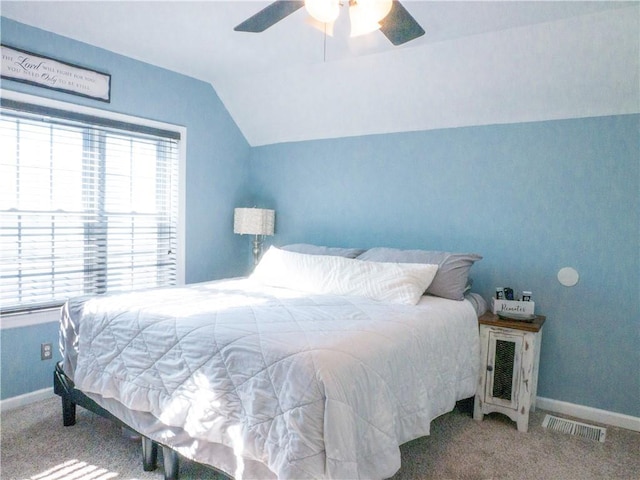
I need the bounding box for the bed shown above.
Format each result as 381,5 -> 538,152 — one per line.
54,245 -> 485,480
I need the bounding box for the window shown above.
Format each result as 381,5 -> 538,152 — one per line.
0,97 -> 181,313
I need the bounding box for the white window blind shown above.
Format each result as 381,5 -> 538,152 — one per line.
0,100 -> 179,313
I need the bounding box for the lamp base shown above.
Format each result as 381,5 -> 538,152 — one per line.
252,235 -> 263,265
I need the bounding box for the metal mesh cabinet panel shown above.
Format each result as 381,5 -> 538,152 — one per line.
492,339 -> 516,400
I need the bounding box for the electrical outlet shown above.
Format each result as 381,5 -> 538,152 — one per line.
41,342 -> 53,361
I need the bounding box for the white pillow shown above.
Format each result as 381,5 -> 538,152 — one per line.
251,246 -> 438,305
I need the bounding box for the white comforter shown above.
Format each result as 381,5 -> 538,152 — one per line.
71,278 -> 479,479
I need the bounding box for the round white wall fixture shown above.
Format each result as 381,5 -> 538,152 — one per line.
557,267 -> 579,287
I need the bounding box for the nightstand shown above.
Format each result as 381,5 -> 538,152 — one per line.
473,311 -> 546,432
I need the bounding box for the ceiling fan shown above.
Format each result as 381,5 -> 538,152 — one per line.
234,0 -> 425,46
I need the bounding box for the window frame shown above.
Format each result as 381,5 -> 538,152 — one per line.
0,90 -> 186,327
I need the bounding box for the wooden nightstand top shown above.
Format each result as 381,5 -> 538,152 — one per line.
479,311 -> 546,333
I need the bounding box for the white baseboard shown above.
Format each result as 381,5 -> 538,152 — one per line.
0,387 -> 55,412
537,396 -> 640,432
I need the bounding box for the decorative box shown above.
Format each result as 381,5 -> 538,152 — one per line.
491,298 -> 535,315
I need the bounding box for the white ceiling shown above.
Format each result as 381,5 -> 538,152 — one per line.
2,1 -> 639,146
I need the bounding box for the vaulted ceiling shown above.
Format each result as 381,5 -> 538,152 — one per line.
3,1 -> 639,146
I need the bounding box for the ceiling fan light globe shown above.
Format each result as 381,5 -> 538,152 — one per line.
356,0 -> 392,22
349,0 -> 392,37
305,0 -> 340,24
349,10 -> 381,37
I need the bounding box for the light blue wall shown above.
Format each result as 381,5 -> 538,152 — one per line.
0,18 -> 251,399
1,322 -> 60,399
249,115 -> 640,417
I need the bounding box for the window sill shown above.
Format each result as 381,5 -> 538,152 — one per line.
0,308 -> 61,329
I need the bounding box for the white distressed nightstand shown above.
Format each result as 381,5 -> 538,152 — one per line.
473,311 -> 546,432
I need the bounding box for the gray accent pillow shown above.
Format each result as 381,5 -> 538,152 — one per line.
356,248 -> 482,301
280,244 -> 365,259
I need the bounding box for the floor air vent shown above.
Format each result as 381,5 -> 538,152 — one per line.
542,414 -> 606,442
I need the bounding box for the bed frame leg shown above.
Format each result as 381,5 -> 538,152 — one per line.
142,437 -> 158,471
61,396 -> 77,426
54,365 -> 77,426
162,446 -> 179,480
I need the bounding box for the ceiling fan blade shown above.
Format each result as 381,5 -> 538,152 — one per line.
379,1 -> 425,46
234,1 -> 305,33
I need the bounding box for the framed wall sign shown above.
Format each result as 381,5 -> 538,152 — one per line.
1,45 -> 111,102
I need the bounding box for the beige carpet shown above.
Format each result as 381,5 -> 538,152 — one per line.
1,396 -> 638,480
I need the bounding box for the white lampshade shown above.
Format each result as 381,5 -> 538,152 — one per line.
234,208 -> 275,236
